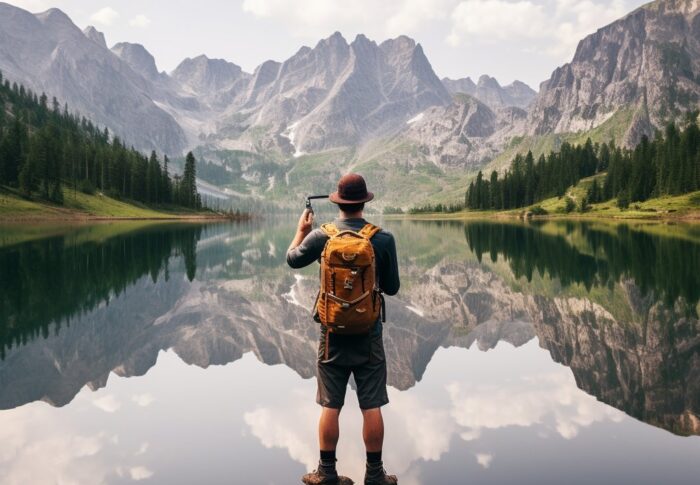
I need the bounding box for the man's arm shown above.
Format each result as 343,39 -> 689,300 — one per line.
286,209 -> 326,269
379,233 -> 400,295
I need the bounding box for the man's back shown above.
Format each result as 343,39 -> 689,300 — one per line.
286,217 -> 400,297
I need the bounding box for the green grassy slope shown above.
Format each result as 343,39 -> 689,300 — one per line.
0,186 -> 219,221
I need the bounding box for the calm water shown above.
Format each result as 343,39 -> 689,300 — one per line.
0,218 -> 699,485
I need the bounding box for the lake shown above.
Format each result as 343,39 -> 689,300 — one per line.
0,218 -> 699,485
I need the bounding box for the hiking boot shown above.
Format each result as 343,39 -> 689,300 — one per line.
364,463 -> 398,485
301,462 -> 340,485
301,470 -> 354,485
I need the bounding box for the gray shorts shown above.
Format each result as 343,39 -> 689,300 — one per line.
316,324 -> 389,410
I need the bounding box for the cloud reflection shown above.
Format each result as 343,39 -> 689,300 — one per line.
243,339 -> 626,479
92,395 -> 122,413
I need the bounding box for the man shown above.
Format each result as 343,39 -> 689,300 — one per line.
287,173 -> 400,485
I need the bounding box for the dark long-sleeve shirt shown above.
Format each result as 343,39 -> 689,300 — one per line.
286,217 -> 400,295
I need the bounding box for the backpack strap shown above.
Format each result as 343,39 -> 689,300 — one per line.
358,223 -> 381,240
320,223 -> 340,237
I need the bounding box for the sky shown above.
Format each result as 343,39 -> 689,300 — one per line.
6,0 -> 650,88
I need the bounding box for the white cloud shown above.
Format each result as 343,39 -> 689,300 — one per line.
6,0 -> 48,11
0,405 -> 112,485
243,397 -> 318,470
447,0 -> 628,60
90,7 -> 119,26
241,0 -> 454,39
242,341 -> 628,479
475,453 -> 493,468
384,0 -> 452,37
92,394 -> 121,413
136,442 -> 150,455
447,371 -> 624,440
129,14 -> 151,28
449,0 -> 547,42
129,466 -> 154,481
131,393 -> 155,407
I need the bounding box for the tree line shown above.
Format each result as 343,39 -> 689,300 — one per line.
0,224 -> 202,358
0,71 -> 201,208
464,222 -> 700,310
465,113 -> 700,210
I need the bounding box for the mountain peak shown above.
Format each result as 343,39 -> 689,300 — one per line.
644,0 -> 700,16
477,74 -> 501,88
379,35 -> 419,53
443,75 -> 535,109
352,33 -> 375,47
35,7 -> 73,27
328,31 -> 346,43
83,25 -> 106,48
172,55 -> 244,95
112,42 -> 159,80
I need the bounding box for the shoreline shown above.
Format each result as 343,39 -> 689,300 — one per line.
0,213 -> 247,223
384,209 -> 700,223
0,187 -> 250,223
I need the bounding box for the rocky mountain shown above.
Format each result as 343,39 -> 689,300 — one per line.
111,41 -> 162,82
442,75 -> 537,109
82,25 -> 106,48
527,0 -> 700,146
2,0 -> 699,205
400,93 -> 527,169
203,33 -> 452,155
171,55 -> 247,96
0,3 -> 187,154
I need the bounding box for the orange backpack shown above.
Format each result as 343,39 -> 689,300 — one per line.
315,222 -> 384,335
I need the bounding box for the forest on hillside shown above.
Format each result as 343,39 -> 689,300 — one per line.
0,71 -> 201,209
465,113 -> 700,211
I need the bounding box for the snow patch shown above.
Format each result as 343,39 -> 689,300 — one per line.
282,274 -> 309,310
281,121 -> 306,158
407,305 -> 425,317
407,112 -> 424,124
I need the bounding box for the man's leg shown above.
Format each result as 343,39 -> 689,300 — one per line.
361,407 -> 396,484
305,354 -> 350,484
319,406 -> 341,451
354,339 -> 396,484
361,407 -> 383,452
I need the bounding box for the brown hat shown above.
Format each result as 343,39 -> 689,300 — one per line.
329,173 -> 374,204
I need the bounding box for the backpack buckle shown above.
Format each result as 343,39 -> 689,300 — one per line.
344,269 -> 358,290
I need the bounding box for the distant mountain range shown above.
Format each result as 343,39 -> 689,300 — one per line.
0,0 -> 698,205
442,75 -> 537,109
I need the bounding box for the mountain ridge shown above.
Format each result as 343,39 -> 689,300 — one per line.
1,0 -> 699,207
442,75 -> 537,109
0,3 -> 187,154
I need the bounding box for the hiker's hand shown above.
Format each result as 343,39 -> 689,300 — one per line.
297,209 -> 314,235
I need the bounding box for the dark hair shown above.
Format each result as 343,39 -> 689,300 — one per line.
337,202 -> 365,213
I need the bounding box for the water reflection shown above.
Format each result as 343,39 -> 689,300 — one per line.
0,218 -> 699,483
0,223 -> 202,359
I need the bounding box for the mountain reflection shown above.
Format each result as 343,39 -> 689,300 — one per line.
0,223 -> 203,359
0,219 -> 697,437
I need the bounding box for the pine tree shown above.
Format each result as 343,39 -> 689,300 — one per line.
489,171 -> 499,209
183,151 -> 198,208
162,155 -> 172,204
